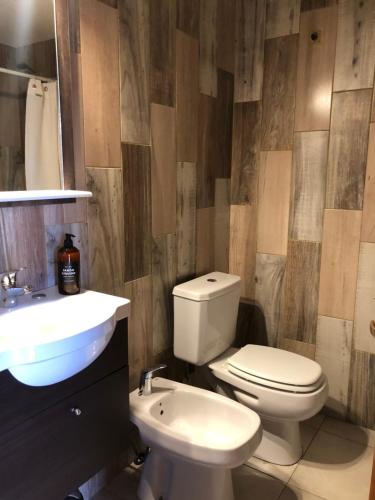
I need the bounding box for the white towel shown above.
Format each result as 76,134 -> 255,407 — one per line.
25,78 -> 62,190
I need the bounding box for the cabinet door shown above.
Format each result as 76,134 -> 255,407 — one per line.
0,368 -> 129,500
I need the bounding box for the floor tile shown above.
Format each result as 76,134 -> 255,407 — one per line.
246,422 -> 318,483
303,413 -> 325,430
321,416 -> 375,448
301,422 -> 319,453
101,467 -> 139,500
289,430 -> 373,500
278,484 -> 326,500
233,465 -> 285,500
246,455 -> 297,484
92,489 -> 119,500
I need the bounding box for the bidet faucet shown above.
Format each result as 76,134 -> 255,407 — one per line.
138,364 -> 167,396
0,269 -> 32,308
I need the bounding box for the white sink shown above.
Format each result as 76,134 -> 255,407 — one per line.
0,287 -> 130,386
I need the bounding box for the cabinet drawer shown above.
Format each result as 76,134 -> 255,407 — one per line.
0,367 -> 129,500
0,318 -> 128,436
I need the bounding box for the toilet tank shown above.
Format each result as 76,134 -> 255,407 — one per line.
173,272 -> 241,365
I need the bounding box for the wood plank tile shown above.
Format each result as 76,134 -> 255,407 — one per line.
0,205 -> 47,291
152,234 -> 177,356
280,240 -> 321,343
0,75 -> 22,149
98,0 -> 117,7
0,146 -> 25,191
234,0 -> 265,102
119,0 -> 150,145
122,144 -> 151,282
63,198 -> 87,224
176,0 -> 199,38
301,0 -> 337,11
372,88 -> 375,122
45,223 -> 88,289
257,151 -> 292,256
280,338 -> 316,360
197,94 -> 217,208
318,209 -> 362,320
371,454 -> 375,500
214,179 -> 230,273
348,350 -> 375,429
266,0 -> 301,39
217,0 -> 235,73
86,167 -> 125,294
316,315 -> 353,417
199,0 -> 217,97
255,253 -> 286,347
176,30 -> 199,162
353,243 -> 375,355
80,0 -> 121,167
216,69 -> 234,178
150,0 -> 175,106
229,204 -> 257,299
289,131 -> 328,242
177,162 -> 196,281
361,123 -> 375,242
196,207 -> 215,275
261,35 -> 298,150
231,101 -> 262,204
333,0 -> 375,92
124,276 -> 153,391
55,0 -> 75,189
326,90 -> 372,210
150,104 -> 176,236
295,5 -> 337,131
43,203 -> 64,226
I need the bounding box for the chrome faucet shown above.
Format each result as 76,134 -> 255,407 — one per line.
138,364 -> 167,396
0,269 -> 32,308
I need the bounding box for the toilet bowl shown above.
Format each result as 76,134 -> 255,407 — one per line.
172,272 -> 329,466
209,346 -> 328,465
130,377 -> 262,500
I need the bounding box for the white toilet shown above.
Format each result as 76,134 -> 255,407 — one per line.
173,271 -> 328,466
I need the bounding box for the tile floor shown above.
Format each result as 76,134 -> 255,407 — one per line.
92,414 -> 374,500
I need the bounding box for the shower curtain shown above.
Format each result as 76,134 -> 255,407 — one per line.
25,78 -> 62,190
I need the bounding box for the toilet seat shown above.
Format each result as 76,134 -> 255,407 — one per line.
226,345 -> 324,394
227,363 -> 325,394
209,347 -> 328,422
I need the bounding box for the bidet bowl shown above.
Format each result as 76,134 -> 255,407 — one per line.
130,377 -> 262,468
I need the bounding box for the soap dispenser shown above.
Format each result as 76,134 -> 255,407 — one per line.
57,233 -> 80,295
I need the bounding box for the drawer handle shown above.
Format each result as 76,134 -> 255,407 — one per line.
70,407 -> 82,417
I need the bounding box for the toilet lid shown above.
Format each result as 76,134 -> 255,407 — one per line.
227,345 -> 322,387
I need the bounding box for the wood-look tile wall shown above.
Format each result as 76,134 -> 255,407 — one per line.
0,0 -> 234,394
79,0 -> 234,382
231,0 -> 375,429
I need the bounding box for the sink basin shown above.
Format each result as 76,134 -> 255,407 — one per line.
0,287 -> 130,386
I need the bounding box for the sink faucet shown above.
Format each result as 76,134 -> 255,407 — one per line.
0,269 -> 32,308
139,364 -> 167,396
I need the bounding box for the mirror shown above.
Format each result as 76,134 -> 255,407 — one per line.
0,0 -> 63,192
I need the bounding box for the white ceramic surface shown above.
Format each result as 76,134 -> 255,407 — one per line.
0,286 -> 130,386
173,273 -> 241,366
210,347 -> 328,465
130,377 -> 261,468
130,377 -> 262,500
0,190 -> 92,202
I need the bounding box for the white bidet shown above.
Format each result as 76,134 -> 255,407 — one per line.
130,377 -> 262,500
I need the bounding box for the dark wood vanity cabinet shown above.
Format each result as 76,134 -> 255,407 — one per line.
0,319 -> 129,500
